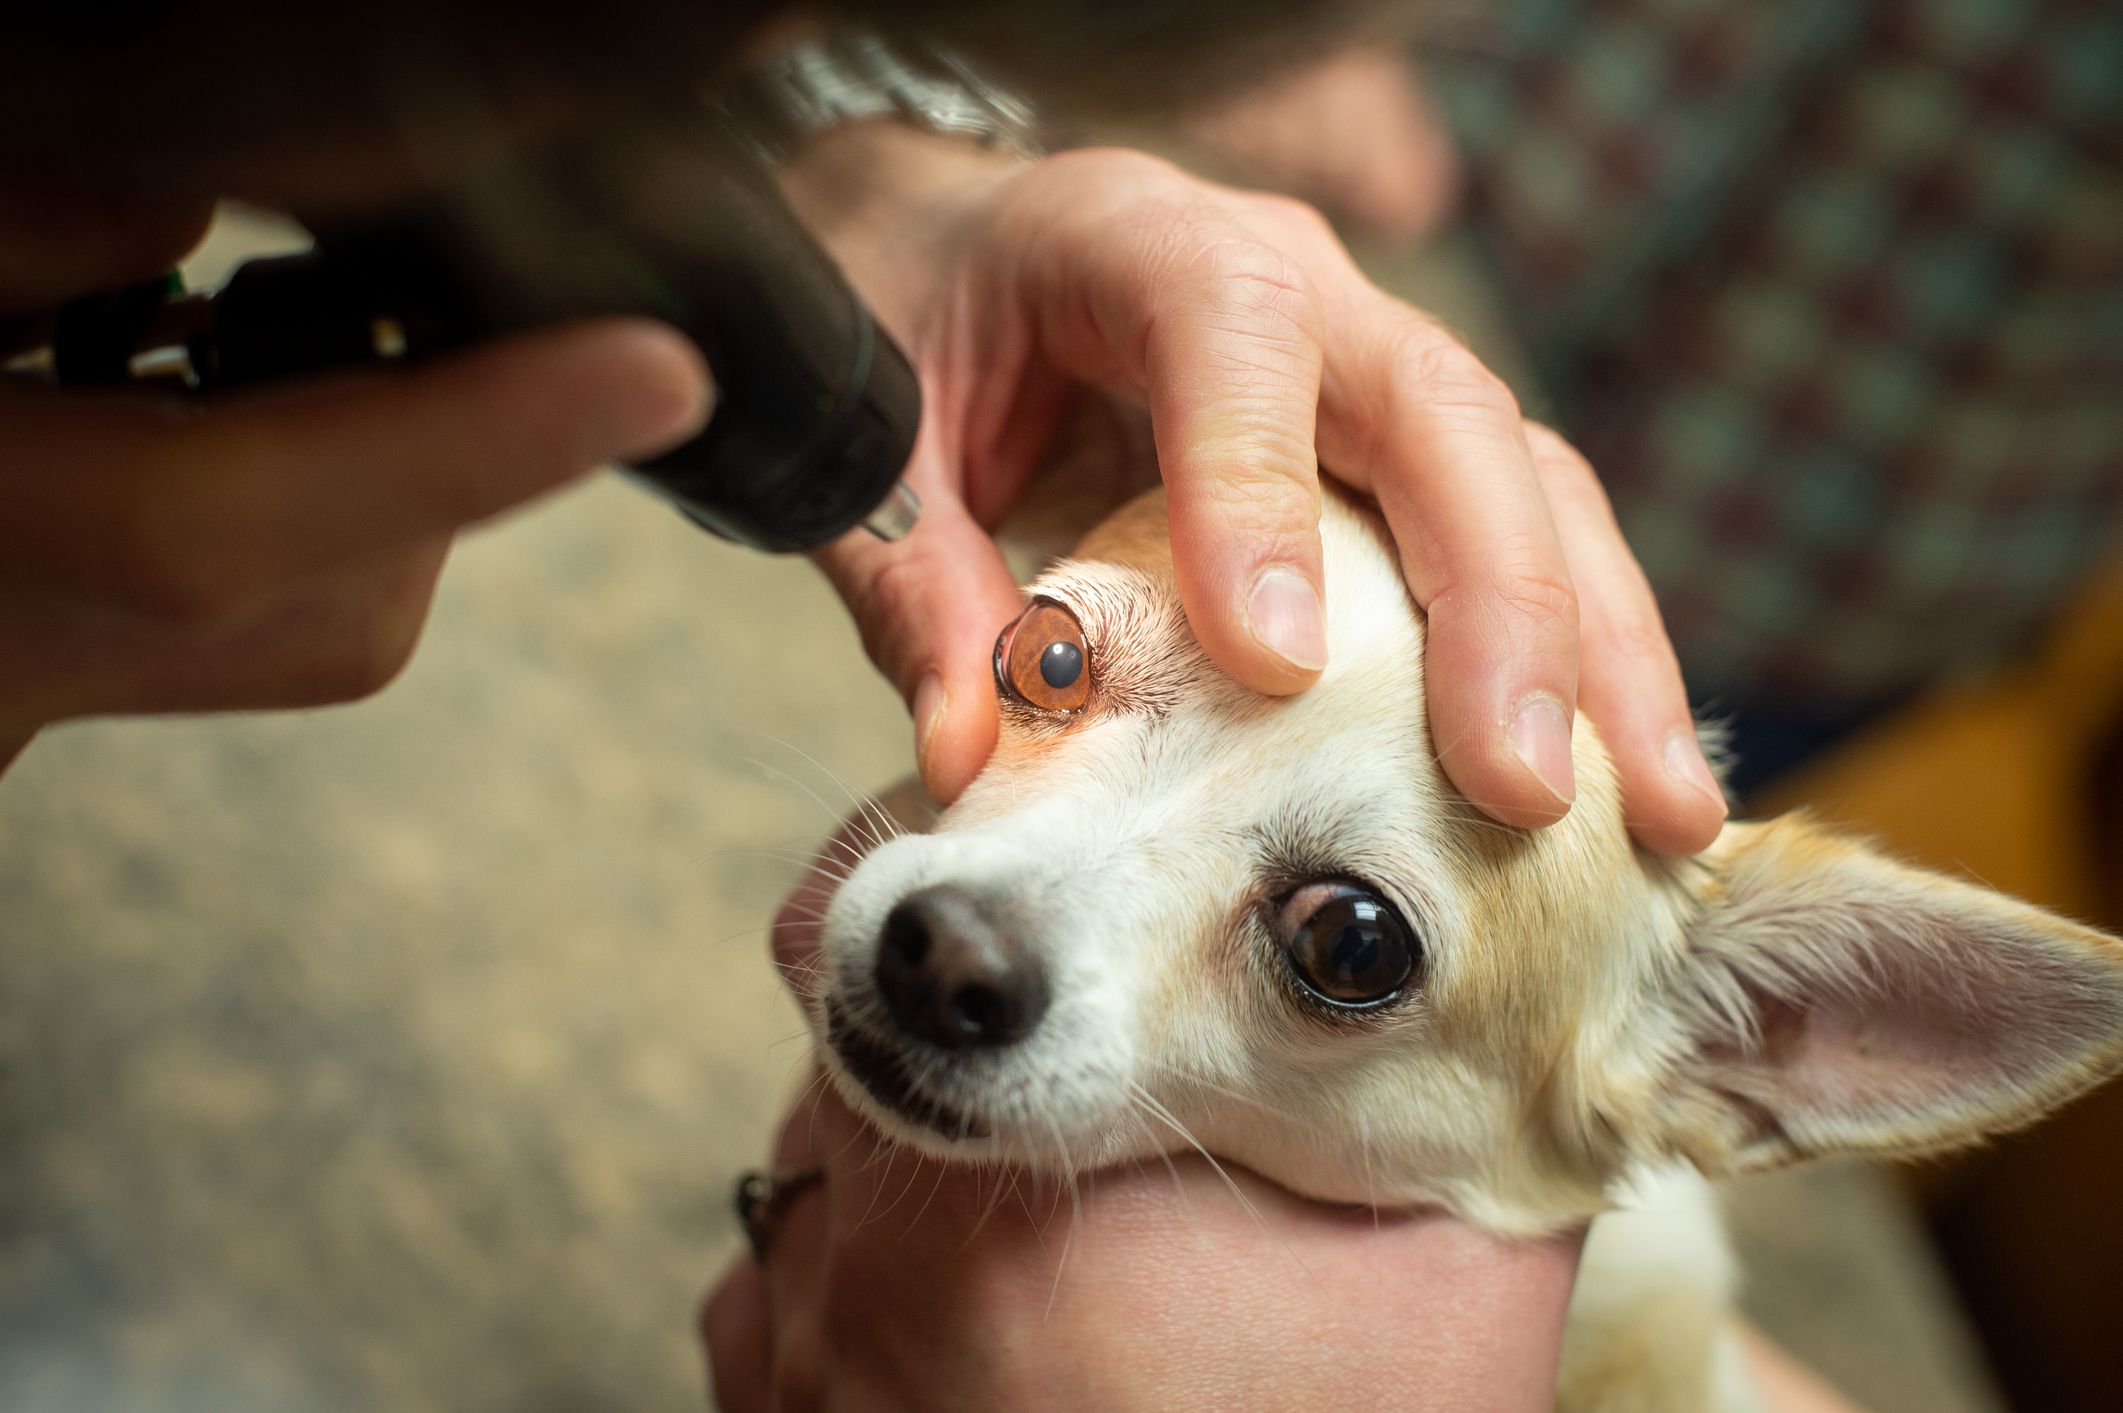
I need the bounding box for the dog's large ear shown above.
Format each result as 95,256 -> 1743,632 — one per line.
1656,815 -> 2123,1173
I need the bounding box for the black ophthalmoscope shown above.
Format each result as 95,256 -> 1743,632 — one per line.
2,106 -> 922,552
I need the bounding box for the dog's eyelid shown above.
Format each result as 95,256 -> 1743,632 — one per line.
1254,844 -> 1436,929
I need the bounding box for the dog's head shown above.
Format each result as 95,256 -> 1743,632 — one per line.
811,489 -> 2123,1231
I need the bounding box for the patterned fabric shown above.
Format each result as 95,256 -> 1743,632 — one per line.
1423,0 -> 2123,720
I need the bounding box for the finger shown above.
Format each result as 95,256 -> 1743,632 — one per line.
0,166 -> 213,314
1015,153 -> 1331,693
1146,222 -> 1330,694
93,538 -> 449,717
700,1256 -> 774,1413
1737,1326 -> 1867,1413
3,318 -> 711,617
1523,427 -> 1726,854
770,837 -> 852,1001
757,1083 -> 847,1328
1311,289 -> 1581,829
788,1085 -> 991,1257
812,487 -> 1021,804
770,800 -> 913,999
1184,48 -> 1458,246
3,533 -> 448,729
780,1083 -> 901,1233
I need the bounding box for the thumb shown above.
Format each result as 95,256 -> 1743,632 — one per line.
3,318 -> 715,605
0,170 -> 212,314
813,492 -> 1022,804
700,1255 -> 773,1413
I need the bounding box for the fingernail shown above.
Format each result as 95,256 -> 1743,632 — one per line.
1508,695 -> 1576,806
605,324 -> 715,459
1663,727 -> 1728,811
1246,567 -> 1328,673
913,672 -> 947,772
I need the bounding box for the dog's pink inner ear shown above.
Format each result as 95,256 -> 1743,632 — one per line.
1697,918 -> 2102,1149
1672,819 -> 2123,1168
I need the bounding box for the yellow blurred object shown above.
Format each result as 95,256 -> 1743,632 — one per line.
1755,550 -> 2123,923
1752,544 -> 2123,1413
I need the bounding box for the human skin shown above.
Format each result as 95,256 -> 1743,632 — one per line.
704,1085 -> 1584,1412
1184,45 -> 1463,245
0,173 -> 712,761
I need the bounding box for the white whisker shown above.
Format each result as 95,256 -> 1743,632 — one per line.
1040,1115 -> 1081,1322
1125,1101 -> 1191,1208
1140,1058 -> 1316,1130
1125,1081 -> 1266,1232
908,1155 -> 953,1232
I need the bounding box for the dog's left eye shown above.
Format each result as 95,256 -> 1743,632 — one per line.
1276,882 -> 1418,1008
994,597 -> 1091,713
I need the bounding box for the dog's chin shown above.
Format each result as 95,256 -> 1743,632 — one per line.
814,995 -> 1160,1169
823,998 -> 994,1145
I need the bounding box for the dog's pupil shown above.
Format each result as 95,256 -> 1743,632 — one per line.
1281,884 -> 1416,1008
1040,640 -> 1083,689
1332,926 -> 1379,980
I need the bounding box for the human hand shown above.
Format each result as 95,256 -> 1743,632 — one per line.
700,821 -> 1583,1412
704,1084 -> 1581,1412
780,128 -> 1726,854
0,171 -> 711,763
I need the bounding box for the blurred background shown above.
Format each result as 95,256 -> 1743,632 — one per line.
3,1 -> 2118,1409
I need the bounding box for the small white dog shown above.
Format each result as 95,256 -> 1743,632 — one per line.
804,485 -> 2123,1411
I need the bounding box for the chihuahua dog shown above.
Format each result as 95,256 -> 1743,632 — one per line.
804,484 -> 2123,1411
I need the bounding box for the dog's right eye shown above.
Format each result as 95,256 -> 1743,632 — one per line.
994,597 -> 1092,713
1276,881 -> 1418,1009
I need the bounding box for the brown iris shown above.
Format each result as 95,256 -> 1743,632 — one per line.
994,597 -> 1091,713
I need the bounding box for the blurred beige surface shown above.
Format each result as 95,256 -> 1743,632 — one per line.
0,217 -> 2003,1413
0,475 -> 905,1411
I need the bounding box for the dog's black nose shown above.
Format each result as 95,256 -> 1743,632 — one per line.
875,884 -> 1049,1050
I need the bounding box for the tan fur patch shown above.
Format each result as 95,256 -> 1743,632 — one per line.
1069,488 -> 1175,574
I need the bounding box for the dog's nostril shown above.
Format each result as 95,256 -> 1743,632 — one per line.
874,885 -> 1050,1051
883,902 -> 931,966
949,982 -> 1013,1044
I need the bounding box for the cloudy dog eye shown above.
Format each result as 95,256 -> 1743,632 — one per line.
1275,882 -> 1419,1008
994,597 -> 1091,713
